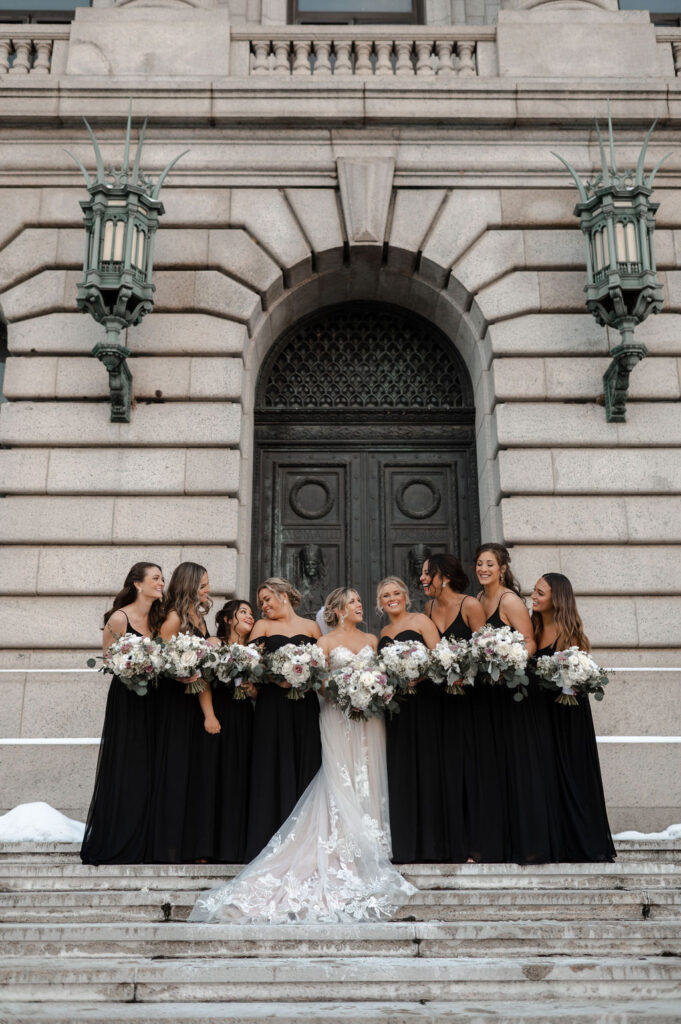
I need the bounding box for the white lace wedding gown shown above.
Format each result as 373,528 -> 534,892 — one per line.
189,645 -> 416,924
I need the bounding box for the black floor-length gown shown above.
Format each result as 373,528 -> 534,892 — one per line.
487,600 -> 562,863
81,617 -> 156,865
182,678 -> 254,863
380,630 -> 448,863
536,642 -> 616,862
245,634 -> 322,860
440,599 -> 507,862
148,624 -> 210,863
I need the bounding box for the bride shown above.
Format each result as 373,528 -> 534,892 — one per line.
189,587 -> 416,924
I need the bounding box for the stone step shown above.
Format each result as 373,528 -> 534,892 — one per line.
2,955 -> 681,1003
3,886 -> 678,923
2,920 -> 681,959
2,999 -> 681,1024
3,862 -> 680,893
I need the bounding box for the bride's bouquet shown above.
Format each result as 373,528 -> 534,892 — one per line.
534,646 -> 609,705
160,633 -> 215,694
326,650 -> 398,721
467,625 -> 529,701
201,643 -> 265,699
429,636 -> 472,696
266,643 -> 328,700
87,633 -> 164,697
380,639 -> 430,695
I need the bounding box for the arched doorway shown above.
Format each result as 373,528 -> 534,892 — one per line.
252,301 -> 479,632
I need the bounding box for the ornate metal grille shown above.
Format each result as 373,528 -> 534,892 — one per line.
257,304 -> 472,413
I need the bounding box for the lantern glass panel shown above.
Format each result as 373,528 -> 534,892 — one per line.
626,222 -> 638,264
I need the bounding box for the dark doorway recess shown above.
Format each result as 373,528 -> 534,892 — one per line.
252,301 -> 480,633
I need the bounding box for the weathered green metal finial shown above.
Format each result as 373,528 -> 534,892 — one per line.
67,104 -> 188,422
553,107 -> 670,422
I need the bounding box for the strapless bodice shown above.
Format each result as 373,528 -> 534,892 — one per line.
328,645 -> 375,670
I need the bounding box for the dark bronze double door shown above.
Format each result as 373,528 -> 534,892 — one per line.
252,433 -> 478,634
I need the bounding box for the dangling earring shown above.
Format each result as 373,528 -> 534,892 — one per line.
500,570 -> 505,585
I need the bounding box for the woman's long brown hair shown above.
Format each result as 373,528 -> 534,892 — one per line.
531,573 -> 590,652
164,562 -> 212,634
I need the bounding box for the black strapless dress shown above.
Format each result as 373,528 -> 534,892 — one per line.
147,624 -> 208,863
380,630 -> 447,863
536,642 -> 616,862
441,602 -> 507,862
245,634 -> 322,860
487,603 -> 562,863
81,619 -> 156,865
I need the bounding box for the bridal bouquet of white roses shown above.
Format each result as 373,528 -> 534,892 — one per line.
326,651 -> 398,721
266,643 -> 328,700
534,646 -> 609,705
201,643 -> 265,699
87,633 -> 164,697
380,639 -> 431,695
467,625 -> 529,701
429,636 -> 472,696
160,633 -> 215,694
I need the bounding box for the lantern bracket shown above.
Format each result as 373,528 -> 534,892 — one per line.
92,319 -> 132,423
602,319 -> 648,424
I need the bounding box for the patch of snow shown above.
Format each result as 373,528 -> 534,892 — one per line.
614,823 -> 681,841
0,802 -> 85,842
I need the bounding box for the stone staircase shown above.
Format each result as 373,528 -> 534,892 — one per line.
0,842 -> 680,1023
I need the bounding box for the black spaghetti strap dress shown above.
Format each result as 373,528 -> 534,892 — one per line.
536,641 -> 616,862
183,662 -> 254,863
148,624 -> 208,863
81,616 -> 156,865
245,634 -> 322,860
441,600 -> 507,862
487,600 -> 562,863
380,630 -> 447,863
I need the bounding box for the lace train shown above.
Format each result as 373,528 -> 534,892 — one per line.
190,649 -> 416,924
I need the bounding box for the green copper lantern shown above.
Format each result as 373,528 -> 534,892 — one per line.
67,108 -> 187,422
554,112 -> 669,423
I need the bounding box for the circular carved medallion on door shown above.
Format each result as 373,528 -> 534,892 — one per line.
395,478 -> 442,520
289,478 -> 334,520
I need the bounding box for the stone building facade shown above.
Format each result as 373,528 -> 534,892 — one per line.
0,0 -> 680,831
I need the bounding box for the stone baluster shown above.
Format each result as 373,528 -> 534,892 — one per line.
415,41 -> 435,76
314,40 -> 332,76
293,40 -> 312,75
0,39 -> 11,75
354,40 -> 373,76
273,40 -> 291,74
333,40 -> 353,75
251,40 -> 271,74
9,38 -> 32,74
32,39 -> 52,74
435,39 -> 454,76
457,40 -> 476,76
394,40 -> 413,76
673,41 -> 681,76
374,39 -> 393,76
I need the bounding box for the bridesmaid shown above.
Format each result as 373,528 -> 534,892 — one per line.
148,561 -> 215,863
245,577 -> 322,859
531,573 -> 616,862
377,577 -> 443,863
81,562 -> 165,865
421,554 -> 497,863
476,543 -> 562,864
209,599 -> 257,862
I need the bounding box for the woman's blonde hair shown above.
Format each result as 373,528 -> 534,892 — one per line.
165,562 -> 212,634
531,573 -> 590,652
375,576 -> 411,615
323,587 -> 360,627
257,576 -> 302,610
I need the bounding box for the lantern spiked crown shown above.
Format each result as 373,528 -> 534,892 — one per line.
67,106 -> 188,422
554,109 -> 669,422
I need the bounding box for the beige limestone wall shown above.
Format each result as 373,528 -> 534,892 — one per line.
0,85 -> 680,827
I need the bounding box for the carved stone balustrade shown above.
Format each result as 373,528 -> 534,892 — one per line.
0,25 -> 70,76
233,26 -> 497,77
